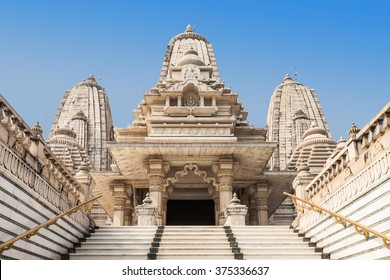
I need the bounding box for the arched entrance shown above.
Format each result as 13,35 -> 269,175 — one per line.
163,163 -> 219,226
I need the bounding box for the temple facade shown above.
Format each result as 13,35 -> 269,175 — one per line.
1,25 -> 389,260
88,26 -> 325,227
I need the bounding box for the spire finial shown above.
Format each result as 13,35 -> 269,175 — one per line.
230,193 -> 241,205
283,74 -> 293,83
185,24 -> 194,33
142,193 -> 153,205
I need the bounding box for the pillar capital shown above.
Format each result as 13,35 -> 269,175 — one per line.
146,158 -> 170,176
212,158 -> 239,176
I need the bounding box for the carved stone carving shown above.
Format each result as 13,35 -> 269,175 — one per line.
182,96 -> 199,107
164,163 -> 218,188
224,193 -> 248,226
135,193 -> 157,226
183,68 -> 199,79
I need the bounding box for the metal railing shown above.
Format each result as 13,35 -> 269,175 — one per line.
284,192 -> 390,250
0,195 -> 102,254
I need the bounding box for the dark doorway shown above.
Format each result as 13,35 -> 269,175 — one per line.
166,200 -> 215,225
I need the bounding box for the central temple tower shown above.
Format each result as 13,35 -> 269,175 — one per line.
91,25 -> 294,227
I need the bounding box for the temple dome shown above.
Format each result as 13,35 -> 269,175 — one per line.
48,123 -> 91,174
288,123 -> 336,174
176,49 -> 206,66
53,122 -> 76,139
303,122 -> 329,140
159,25 -> 220,81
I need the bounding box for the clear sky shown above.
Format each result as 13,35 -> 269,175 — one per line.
0,0 -> 389,139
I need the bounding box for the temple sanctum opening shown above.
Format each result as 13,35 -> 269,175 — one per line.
166,199 -> 215,225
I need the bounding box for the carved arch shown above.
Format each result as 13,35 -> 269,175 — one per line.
163,163 -> 219,188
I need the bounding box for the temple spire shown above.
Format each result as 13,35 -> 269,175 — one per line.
185,24 -> 194,33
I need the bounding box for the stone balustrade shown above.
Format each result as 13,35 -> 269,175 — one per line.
300,151 -> 390,232
305,107 -> 390,201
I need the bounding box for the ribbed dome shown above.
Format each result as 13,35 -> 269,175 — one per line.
176,49 -> 206,66
53,122 -> 76,139
303,122 -> 328,140
288,123 -> 336,174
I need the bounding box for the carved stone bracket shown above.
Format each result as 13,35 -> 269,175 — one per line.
163,163 -> 219,188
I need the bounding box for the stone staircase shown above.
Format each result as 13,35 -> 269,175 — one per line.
68,225 -> 324,260
69,227 -> 157,260
155,226 -> 236,259
232,226 -> 323,259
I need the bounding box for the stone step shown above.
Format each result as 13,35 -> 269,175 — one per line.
69,253 -> 148,260
75,247 -> 151,254
163,227 -> 225,231
87,238 -> 155,242
233,232 -> 300,237
231,228 -> 293,233
239,247 -> 317,253
156,253 -> 235,260
160,236 -> 228,241
234,237 -> 305,242
91,232 -> 156,237
160,233 -> 227,238
157,248 -> 233,254
243,253 -> 323,260
159,242 -> 231,247
238,241 -> 310,247
81,241 -> 152,246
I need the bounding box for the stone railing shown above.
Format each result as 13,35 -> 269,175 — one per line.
0,141 -> 89,229
299,151 -> 390,231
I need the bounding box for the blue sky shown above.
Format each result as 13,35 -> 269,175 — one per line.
0,0 -> 389,139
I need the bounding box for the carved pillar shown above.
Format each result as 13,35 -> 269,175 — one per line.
165,96 -> 170,107
110,182 -> 129,226
200,96 -> 204,106
177,96 -> 182,107
248,196 -> 258,225
161,192 -> 168,226
214,158 -> 237,225
124,200 -> 133,226
147,158 -> 169,226
255,181 -> 271,225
